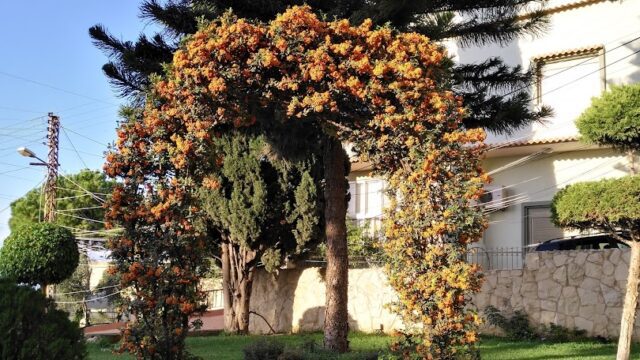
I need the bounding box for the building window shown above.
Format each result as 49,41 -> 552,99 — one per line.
522,202 -> 564,247
348,178 -> 386,221
534,46 -> 605,125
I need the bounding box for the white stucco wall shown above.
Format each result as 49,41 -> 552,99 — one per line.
450,0 -> 640,144
481,147 -> 633,250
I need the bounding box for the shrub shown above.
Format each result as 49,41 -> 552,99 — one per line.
576,83 -> 640,152
278,349 -> 305,360
551,176 -> 640,231
0,279 -> 86,359
0,222 -> 78,286
243,339 -> 285,360
484,306 -> 536,341
484,306 -> 589,342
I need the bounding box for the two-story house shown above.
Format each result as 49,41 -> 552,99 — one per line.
347,0 -> 640,268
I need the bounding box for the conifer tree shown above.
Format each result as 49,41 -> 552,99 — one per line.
198,130 -> 324,333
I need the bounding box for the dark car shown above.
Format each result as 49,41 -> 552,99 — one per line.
535,233 -> 629,251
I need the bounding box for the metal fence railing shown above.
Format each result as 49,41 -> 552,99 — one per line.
467,247 -> 526,270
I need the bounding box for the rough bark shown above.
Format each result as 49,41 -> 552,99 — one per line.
322,139 -> 349,353
617,242 -> 640,360
222,243 -> 256,334
221,244 -> 239,333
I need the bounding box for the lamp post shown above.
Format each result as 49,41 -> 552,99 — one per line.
17,146 -> 58,223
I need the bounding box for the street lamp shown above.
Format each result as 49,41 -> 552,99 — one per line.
17,146 -> 48,167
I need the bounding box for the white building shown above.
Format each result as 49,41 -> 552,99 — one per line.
348,0 -> 640,268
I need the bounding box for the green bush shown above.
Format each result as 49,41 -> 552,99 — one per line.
484,306 -> 537,341
576,83 -> 640,151
243,339 -> 285,360
551,175 -> 640,230
484,306 -> 589,342
278,348 -> 305,360
0,279 -> 86,359
0,222 -> 79,286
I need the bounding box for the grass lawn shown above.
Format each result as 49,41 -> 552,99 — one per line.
87,333 -> 640,359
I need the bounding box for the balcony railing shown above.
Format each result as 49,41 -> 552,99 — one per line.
467,247 -> 527,270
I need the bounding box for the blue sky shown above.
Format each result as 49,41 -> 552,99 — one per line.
0,1 -> 155,242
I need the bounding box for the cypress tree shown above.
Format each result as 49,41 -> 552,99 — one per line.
197,130 -> 324,333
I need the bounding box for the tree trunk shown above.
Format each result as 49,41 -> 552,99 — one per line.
222,243 -> 256,334
322,138 -> 349,353
222,243 -> 239,333
234,260 -> 254,334
83,296 -> 91,326
617,242 -> 640,360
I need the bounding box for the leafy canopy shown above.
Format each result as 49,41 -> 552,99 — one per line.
551,176 -> 640,234
0,279 -> 86,359
198,130 -> 324,272
0,223 -> 79,286
9,169 -> 115,232
576,83 -> 640,151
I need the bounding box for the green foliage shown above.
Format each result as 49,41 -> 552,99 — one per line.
346,220 -> 383,262
243,339 -> 285,360
243,338 -> 381,360
576,83 -> 640,151
551,175 -> 640,232
315,220 -> 384,264
0,222 -> 79,286
91,1 -> 550,132
0,279 -> 86,359
57,254 -> 92,324
484,306 -> 588,342
484,306 -> 537,341
198,131 -> 324,271
9,169 -> 115,232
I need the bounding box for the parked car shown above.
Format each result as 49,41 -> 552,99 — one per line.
535,233 -> 629,251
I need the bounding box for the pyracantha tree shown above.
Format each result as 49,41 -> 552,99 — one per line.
104,6 -> 486,358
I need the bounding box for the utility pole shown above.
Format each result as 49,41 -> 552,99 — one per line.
43,112 -> 60,223
17,113 -> 61,297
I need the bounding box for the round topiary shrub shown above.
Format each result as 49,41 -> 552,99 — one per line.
576,83 -> 640,151
0,279 -> 86,359
0,222 -> 79,286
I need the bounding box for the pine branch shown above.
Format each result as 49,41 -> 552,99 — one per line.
454,58 -> 531,92
461,91 -> 553,134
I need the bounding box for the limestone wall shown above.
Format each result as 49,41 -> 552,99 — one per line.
248,249 -> 635,338
473,249 -> 637,339
249,266 -> 401,334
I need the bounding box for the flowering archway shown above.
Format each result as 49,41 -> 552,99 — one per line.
105,6 -> 487,359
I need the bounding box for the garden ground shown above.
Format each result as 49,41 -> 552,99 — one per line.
87,333 -> 640,359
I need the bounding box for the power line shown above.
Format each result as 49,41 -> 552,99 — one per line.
58,171 -> 106,204
54,186 -> 111,196
54,290 -> 123,305
494,33 -> 640,100
56,211 -> 107,224
0,70 -> 117,106
60,126 -> 109,147
61,127 -> 88,169
539,47 -> 640,100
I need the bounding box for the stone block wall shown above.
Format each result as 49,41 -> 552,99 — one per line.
473,249 -> 637,339
248,266 -> 401,334
247,249 -> 635,338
